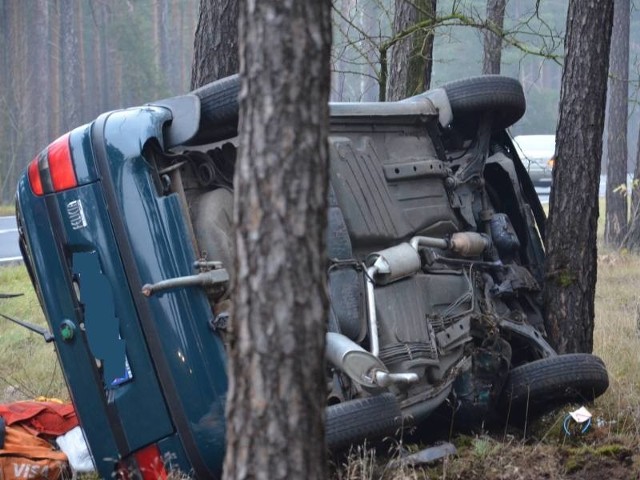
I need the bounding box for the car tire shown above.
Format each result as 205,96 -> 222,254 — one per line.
326,393 -> 402,450
499,353 -> 609,424
441,75 -> 526,133
190,74 -> 241,144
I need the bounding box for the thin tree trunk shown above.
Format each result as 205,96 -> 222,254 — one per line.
605,0 -> 629,248
29,0 -> 50,153
1,2 -> 26,202
97,2 -> 110,111
0,0 -> 9,195
176,2 -> 186,92
75,0 -> 88,124
49,2 -> 61,139
153,0 -> 170,94
543,0 -> 614,354
386,0 -> 437,101
88,1 -> 102,117
152,0 -> 161,76
60,0 -> 81,131
223,0 -> 331,478
0,1 -> 6,100
627,121 -> 640,248
483,0 -> 506,74
191,0 -> 239,88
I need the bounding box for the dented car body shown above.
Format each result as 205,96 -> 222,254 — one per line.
16,75 -> 608,479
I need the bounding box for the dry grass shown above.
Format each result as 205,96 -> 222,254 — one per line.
0,204 -> 15,216
593,250 -> 640,437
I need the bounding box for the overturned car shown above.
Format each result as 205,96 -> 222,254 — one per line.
16,75 -> 608,479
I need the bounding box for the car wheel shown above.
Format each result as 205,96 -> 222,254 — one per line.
190,74 -> 241,144
326,393 -> 402,450
441,75 -> 526,134
499,353 -> 609,424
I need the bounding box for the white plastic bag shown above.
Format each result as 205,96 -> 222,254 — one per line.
55,426 -> 95,473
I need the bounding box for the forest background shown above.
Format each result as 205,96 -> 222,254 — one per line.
1,0 -> 639,205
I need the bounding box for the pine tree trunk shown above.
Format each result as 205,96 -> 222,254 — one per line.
74,0 -> 87,124
5,0 -> 50,202
386,0 -> 437,101
29,0 -> 50,153
0,0 -> 8,188
60,0 -> 81,131
152,0 -> 161,77
190,0 -> 239,88
543,0 -> 614,354
222,1 -> 331,478
2,1 -> 27,202
605,0 -> 629,248
482,0 -> 506,74
97,2 -> 110,111
627,122 -> 640,249
360,5 -> 383,101
158,0 -> 170,92
48,2 -> 61,139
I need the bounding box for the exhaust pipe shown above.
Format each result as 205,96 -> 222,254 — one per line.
326,333 -> 418,389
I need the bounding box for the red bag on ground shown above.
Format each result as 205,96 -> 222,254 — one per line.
0,424 -> 69,480
0,402 -> 77,438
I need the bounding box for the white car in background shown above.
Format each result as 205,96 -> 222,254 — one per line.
513,134 -> 555,188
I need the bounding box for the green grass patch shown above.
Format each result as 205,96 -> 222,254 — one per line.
0,204 -> 15,216
0,265 -> 67,402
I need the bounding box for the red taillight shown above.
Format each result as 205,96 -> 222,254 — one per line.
132,444 -> 168,480
27,132 -> 77,196
48,133 -> 77,191
27,156 -> 44,196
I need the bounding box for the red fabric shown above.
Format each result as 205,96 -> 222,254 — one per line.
0,402 -> 78,438
0,424 -> 69,480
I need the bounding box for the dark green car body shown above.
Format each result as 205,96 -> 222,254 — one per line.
17,106 -> 228,478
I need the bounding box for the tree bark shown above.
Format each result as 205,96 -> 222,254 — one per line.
97,2 -> 111,111
191,0 -> 239,89
482,0 -> 506,74
605,0 -> 629,248
74,0 -> 88,125
60,0 -> 81,132
158,0 -> 170,92
0,0 -> 8,177
386,0 -> 437,101
29,0 -> 50,154
628,120 -> 640,249
48,2 -> 61,140
223,0 -> 331,479
0,0 -> 10,197
543,0 -> 614,354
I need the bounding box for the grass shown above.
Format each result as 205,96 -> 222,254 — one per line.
0,265 -> 68,402
0,204 -> 15,216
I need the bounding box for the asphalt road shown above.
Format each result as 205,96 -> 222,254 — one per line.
0,216 -> 21,264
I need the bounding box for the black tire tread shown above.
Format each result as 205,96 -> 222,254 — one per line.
501,353 -> 609,420
189,74 -> 240,144
441,75 -> 526,131
326,393 -> 402,450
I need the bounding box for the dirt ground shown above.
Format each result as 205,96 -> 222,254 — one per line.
436,438 -> 639,480
331,411 -> 640,480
